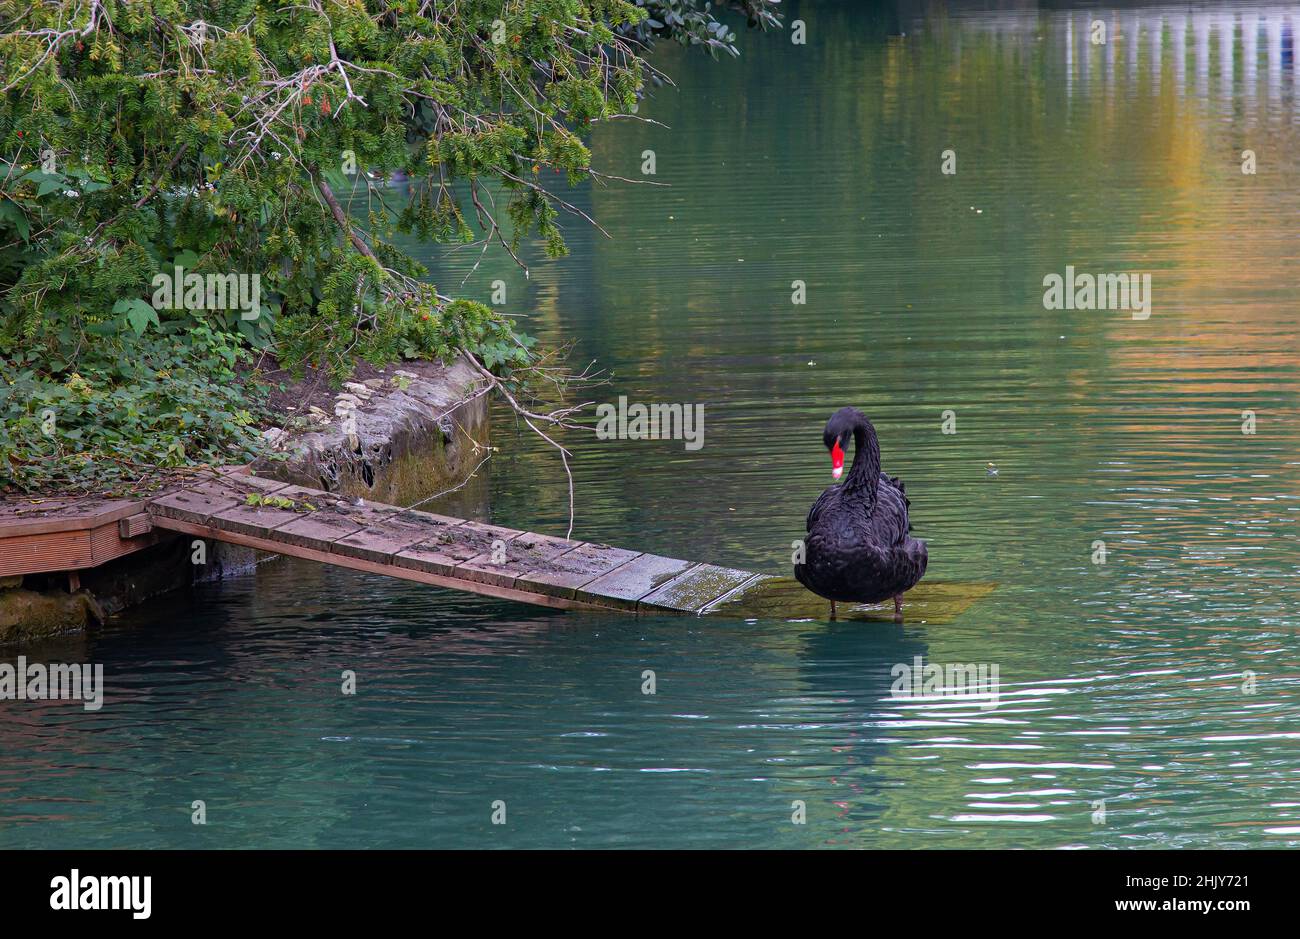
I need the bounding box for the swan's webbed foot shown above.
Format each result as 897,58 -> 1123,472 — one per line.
893,594 -> 904,622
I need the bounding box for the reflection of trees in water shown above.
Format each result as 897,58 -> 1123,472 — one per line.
386,2 -> 1300,573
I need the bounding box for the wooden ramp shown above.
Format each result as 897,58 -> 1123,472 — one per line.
2,471 -> 993,621
139,471 -> 760,613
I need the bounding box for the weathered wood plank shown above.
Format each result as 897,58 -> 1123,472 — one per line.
333,510 -> 468,564
0,497 -> 142,536
516,543 -> 643,600
90,518 -> 161,565
118,513 -> 153,538
0,497 -> 88,534
193,474 -> 289,497
394,521 -> 522,577
323,499 -> 466,530
578,553 -> 696,610
147,515 -> 616,611
269,510 -> 366,552
206,485 -> 327,538
638,563 -> 756,613
148,475 -> 290,526
457,532 -> 581,589
147,489 -> 241,526
0,530 -> 93,577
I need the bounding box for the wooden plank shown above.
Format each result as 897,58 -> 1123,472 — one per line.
148,476 -> 289,525
462,520 -> 526,540
118,513 -> 153,538
578,553 -> 697,610
639,563 -> 756,613
457,532 -> 581,589
148,515 -> 617,611
2,474 -> 815,619
332,510 -> 468,564
333,501 -> 466,529
185,474 -> 289,497
206,485 -> 328,538
269,510 -> 366,552
515,543 -> 643,600
0,530 -> 93,577
0,497 -> 87,535
91,515 -> 160,559
699,573 -> 769,613
394,521 -> 522,577
148,487 -> 241,526
0,497 -> 142,537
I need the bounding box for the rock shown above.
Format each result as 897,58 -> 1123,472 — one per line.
251,355 -> 489,508
0,588 -> 106,644
261,427 -> 288,447
343,382 -> 373,398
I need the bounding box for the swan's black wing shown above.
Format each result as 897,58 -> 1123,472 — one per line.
864,472 -> 912,546
884,473 -> 914,532
805,485 -> 838,532
797,472 -> 927,603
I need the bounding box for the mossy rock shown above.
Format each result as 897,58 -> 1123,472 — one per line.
0,589 -> 105,644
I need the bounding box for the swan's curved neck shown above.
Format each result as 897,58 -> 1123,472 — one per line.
845,419 -> 881,495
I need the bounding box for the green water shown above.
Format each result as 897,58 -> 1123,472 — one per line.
4,1 -> 1300,848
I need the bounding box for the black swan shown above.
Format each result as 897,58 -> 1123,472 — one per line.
793,407 -> 928,620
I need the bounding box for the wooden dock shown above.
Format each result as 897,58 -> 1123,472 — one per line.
2,470 -> 993,621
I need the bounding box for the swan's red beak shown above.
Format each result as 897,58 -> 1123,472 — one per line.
830,440 -> 845,480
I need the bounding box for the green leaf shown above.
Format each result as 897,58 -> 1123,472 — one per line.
114,298 -> 161,336
0,200 -> 30,240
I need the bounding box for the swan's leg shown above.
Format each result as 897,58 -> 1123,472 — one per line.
830,600 -> 837,621
893,594 -> 904,621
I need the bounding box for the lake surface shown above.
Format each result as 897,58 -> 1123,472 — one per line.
4,1 -> 1300,849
